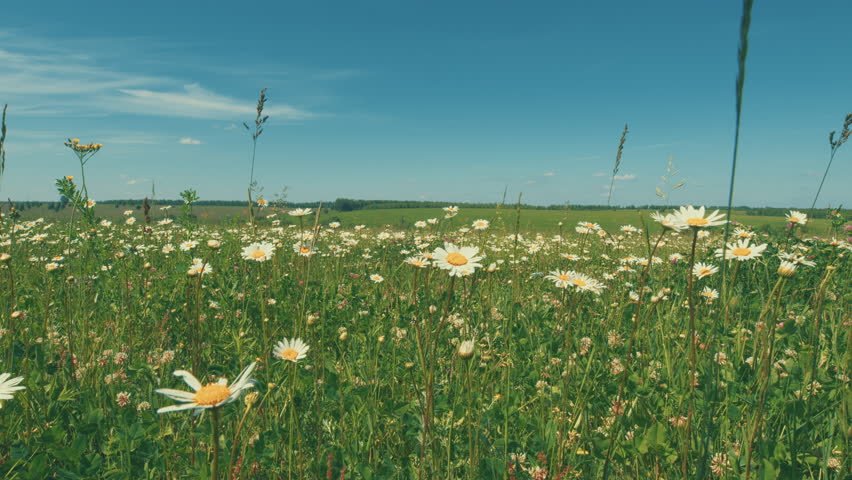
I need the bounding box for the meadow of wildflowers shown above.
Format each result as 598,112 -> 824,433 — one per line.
0,197 -> 849,479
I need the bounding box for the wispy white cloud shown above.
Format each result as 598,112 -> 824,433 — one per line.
113,84 -> 315,121
592,172 -> 608,177
614,174 -> 636,181
544,172 -> 556,177
0,32 -> 321,121
179,137 -> 203,145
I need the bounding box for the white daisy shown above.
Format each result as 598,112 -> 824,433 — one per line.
545,270 -> 575,289
472,219 -> 490,230
404,256 -> 430,268
432,243 -> 484,277
288,208 -> 313,217
273,338 -> 310,363
786,210 -> 807,225
0,373 -> 25,408
187,258 -> 213,276
242,242 -> 275,262
692,262 -> 718,279
292,242 -> 315,257
700,287 -> 720,302
777,261 -> 797,277
671,205 -> 726,229
155,363 -> 257,413
715,239 -> 767,261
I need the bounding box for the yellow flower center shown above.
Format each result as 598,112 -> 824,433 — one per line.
687,218 -> 708,226
251,249 -> 266,259
279,348 -> 299,361
556,274 -> 570,281
193,384 -> 231,406
699,269 -> 711,276
445,252 -> 468,266
300,247 -> 311,254
572,278 -> 587,287
731,247 -> 751,257
789,217 -> 799,223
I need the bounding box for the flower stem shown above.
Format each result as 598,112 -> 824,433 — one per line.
211,407 -> 221,480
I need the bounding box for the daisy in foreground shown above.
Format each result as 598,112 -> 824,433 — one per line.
155,363 -> 257,413
0,373 -> 25,408
432,243 -> 484,277
273,338 -> 310,362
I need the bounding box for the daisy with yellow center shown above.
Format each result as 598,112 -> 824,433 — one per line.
242,242 -> 275,262
404,256 -> 430,268
472,219 -> 490,230
786,210 -> 807,225
715,239 -> 767,261
777,261 -> 797,277
292,242 -> 315,256
733,228 -> 754,239
432,243 -> 484,277
370,274 -> 384,283
700,287 -> 720,303
273,338 -> 309,363
579,221 -> 601,231
671,205 -> 726,229
692,262 -> 718,279
545,270 -> 606,294
545,270 -> 575,288
187,258 -> 213,276
155,362 -> 257,413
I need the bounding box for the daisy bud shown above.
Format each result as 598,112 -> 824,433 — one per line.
777,261 -> 797,278
244,392 -> 259,408
0,253 -> 10,262
378,335 -> 385,343
429,305 -> 437,314
404,362 -> 414,369
338,331 -> 349,341
207,240 -> 221,249
458,340 -> 475,359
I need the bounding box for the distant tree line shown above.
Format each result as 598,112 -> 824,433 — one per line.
5,198 -> 847,217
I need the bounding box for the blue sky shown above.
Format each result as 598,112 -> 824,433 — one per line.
1,1 -> 850,207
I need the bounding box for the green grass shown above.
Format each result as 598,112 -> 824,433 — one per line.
0,211 -> 847,479
14,204 -> 837,234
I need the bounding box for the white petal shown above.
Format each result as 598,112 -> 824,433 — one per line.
155,388 -> 196,401
157,403 -> 200,414
173,370 -> 202,392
